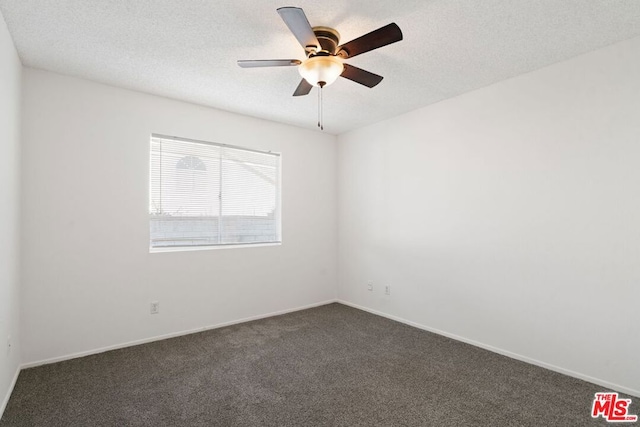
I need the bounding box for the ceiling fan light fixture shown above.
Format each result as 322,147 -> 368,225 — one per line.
298,55 -> 344,87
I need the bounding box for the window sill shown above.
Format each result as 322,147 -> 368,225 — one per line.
149,242 -> 282,253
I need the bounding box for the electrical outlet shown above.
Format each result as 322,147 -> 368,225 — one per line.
384,285 -> 391,295
367,282 -> 373,291
150,301 -> 159,314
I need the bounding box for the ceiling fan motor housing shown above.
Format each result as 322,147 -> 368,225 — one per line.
310,26 -> 340,55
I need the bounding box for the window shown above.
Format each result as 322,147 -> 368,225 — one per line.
149,134 -> 281,250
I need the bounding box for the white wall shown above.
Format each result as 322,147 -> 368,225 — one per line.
0,10 -> 21,414
13,19 -> 640,402
338,36 -> 640,395
21,69 -> 338,365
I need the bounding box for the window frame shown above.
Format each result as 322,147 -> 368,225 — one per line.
149,133 -> 282,252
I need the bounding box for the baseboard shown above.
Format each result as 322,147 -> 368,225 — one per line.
337,300 -> 639,398
1,365 -> 21,419
22,299 -> 338,369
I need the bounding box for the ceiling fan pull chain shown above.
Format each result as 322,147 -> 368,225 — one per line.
317,85 -> 324,131
320,85 -> 324,131
317,86 -> 321,129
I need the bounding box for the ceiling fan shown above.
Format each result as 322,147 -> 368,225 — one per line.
237,7 -> 403,96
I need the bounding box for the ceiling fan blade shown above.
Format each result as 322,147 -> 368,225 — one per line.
340,64 -> 383,88
238,59 -> 301,68
337,23 -> 403,59
293,79 -> 313,96
277,7 -> 320,51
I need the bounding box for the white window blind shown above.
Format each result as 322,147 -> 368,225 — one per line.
149,134 -> 281,249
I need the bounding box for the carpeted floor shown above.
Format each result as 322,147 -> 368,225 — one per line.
0,303 -> 630,426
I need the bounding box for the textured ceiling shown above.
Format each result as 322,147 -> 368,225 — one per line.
2,1 -> 640,134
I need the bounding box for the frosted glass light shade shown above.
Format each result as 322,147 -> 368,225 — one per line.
298,56 -> 344,87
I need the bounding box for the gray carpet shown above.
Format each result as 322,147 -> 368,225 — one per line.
0,303 -> 629,426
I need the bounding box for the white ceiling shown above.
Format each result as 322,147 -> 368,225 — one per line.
2,1 -> 640,134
